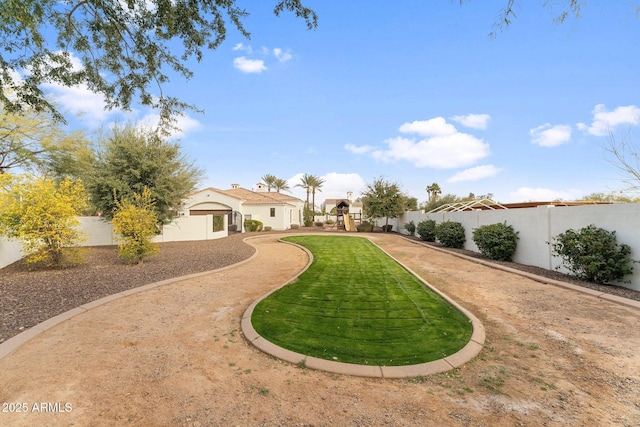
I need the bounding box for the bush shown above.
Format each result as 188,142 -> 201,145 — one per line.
263,226 -> 272,231
436,221 -> 465,248
551,224 -> 636,284
382,224 -> 393,232
416,219 -> 436,242
404,221 -> 416,236
357,221 -> 374,232
325,219 -> 335,225
472,222 -> 519,261
0,175 -> 88,268
244,219 -> 263,232
314,221 -> 324,227
112,188 -> 159,265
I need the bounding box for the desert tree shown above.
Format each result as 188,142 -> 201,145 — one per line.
0,104 -> 90,176
86,125 -> 203,224
361,177 -> 408,231
0,174 -> 88,267
0,0 -> 317,129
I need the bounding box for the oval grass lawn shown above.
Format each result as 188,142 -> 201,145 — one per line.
251,235 -> 473,366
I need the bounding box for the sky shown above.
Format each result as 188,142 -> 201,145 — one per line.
42,1 -> 640,205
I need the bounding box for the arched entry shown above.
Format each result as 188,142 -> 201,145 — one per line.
229,211 -> 242,233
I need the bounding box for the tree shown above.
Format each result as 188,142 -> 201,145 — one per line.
86,125 -> 203,224
273,177 -> 290,193
112,187 -> 159,264
0,174 -> 88,267
460,0 -> 588,37
580,192 -> 640,203
0,105 -> 90,175
422,193 -> 462,212
605,131 -> 640,194
308,175 -> 325,213
405,196 -> 418,211
361,177 -> 408,230
261,174 -> 277,192
296,173 -> 313,208
0,1 -> 317,129
426,183 -> 441,202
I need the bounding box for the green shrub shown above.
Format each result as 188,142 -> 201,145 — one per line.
303,205 -> 314,227
314,221 -> 324,227
416,219 -> 436,242
551,224 -> 636,284
472,222 -> 519,261
357,221 -> 374,232
404,221 -> 416,236
435,221 -> 465,248
325,219 -> 335,225
382,224 -> 393,232
112,188 -> 159,265
244,219 -> 263,232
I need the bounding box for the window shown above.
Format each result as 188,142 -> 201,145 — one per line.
270,208 -> 276,217
212,215 -> 224,232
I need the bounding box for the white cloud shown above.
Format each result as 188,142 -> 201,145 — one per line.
451,113 -> 491,130
287,172 -> 366,202
529,123 -> 572,147
233,56 -> 267,73
138,112 -> 202,139
273,48 -> 293,62
447,165 -> 501,183
350,117 -> 490,169
232,43 -> 251,53
577,104 -> 640,136
508,187 -> 582,202
43,81 -> 115,126
344,143 -> 375,154
399,117 -> 457,136
370,132 -> 490,169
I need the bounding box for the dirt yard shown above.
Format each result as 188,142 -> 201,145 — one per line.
0,233 -> 639,426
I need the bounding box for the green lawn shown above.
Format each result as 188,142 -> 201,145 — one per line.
251,235 -> 473,366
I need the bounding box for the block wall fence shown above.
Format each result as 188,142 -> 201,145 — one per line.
0,214 -> 227,270
375,203 -> 640,292
2,204 -> 640,291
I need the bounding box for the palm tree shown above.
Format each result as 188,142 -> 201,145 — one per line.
296,173 -> 315,226
308,175 -> 325,214
273,177 -> 290,193
261,174 -> 277,192
426,182 -> 441,202
296,173 -> 312,208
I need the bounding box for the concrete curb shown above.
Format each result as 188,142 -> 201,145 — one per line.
241,234 -> 485,378
0,245 -> 260,360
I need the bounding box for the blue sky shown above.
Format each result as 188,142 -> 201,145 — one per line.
45,1 -> 640,205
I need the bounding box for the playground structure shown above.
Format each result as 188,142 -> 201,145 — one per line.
334,200 -> 362,231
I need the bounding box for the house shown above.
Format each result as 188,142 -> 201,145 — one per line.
159,184 -> 305,241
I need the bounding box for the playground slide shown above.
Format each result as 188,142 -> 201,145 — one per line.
344,214 -> 353,231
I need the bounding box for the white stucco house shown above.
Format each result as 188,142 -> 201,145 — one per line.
0,183 -> 306,268
159,183 -> 305,241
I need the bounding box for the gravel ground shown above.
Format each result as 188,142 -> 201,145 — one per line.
1,230 -> 638,344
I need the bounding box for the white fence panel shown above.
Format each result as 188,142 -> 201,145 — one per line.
390,203 -> 640,291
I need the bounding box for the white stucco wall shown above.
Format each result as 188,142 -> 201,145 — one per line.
0,238 -> 23,269
387,203 -> 640,291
